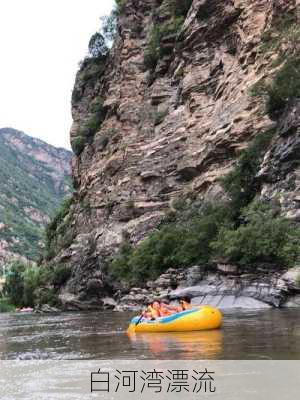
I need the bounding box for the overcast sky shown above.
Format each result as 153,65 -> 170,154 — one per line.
0,0 -> 114,150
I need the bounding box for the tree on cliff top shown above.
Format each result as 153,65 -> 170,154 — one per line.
88,32 -> 108,58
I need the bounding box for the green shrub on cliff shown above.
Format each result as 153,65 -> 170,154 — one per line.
144,26 -> 160,70
221,130 -> 275,215
250,62 -> 300,118
111,203 -> 232,283
51,264 -> 72,287
266,57 -> 300,118
45,197 -> 73,260
144,17 -> 184,69
88,32 -> 108,58
260,12 -> 298,54
168,0 -> 193,17
111,197 -> 299,285
144,0 -> 190,70
115,0 -> 127,14
211,201 -> 300,267
71,136 -> 85,156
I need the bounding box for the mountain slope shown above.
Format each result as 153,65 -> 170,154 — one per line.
0,128 -> 72,264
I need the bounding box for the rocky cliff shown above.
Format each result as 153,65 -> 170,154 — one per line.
0,128 -> 72,264
50,0 -> 299,309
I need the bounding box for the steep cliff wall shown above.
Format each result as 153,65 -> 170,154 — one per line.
51,0 -> 299,308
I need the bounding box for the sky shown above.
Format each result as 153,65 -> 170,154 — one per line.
0,0 -> 114,150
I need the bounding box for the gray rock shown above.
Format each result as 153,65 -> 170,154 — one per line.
35,304 -> 60,314
192,295 -> 271,309
185,265 -> 205,286
217,264 -> 238,274
102,297 -> 117,310
280,267 -> 300,291
283,295 -> 300,308
114,304 -> 141,312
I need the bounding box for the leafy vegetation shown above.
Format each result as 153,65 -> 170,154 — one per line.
251,11 -> 300,118
144,26 -> 161,70
115,0 -> 127,14
170,0 -> 193,17
154,107 -> 169,125
221,130 -> 275,215
0,128 -> 72,261
144,0 -> 192,70
3,262 -> 71,308
88,32 -> 108,58
45,197 -> 73,260
211,201 -> 300,267
0,298 -> 15,313
144,17 -> 184,69
250,57 -> 300,119
266,57 -> 300,118
111,203 -> 233,284
260,13 -> 299,54
71,136 -> 86,156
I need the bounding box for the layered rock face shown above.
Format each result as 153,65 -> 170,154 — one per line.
53,0 -> 299,307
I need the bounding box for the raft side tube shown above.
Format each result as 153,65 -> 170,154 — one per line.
128,306 -> 222,333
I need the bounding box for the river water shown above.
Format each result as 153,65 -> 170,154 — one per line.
0,309 -> 299,360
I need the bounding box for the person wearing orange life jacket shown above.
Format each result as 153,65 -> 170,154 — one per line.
178,296 -> 192,312
142,300 -> 162,320
143,300 -> 176,319
159,300 -> 178,316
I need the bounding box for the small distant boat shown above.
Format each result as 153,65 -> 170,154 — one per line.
15,307 -> 34,313
127,305 -> 222,333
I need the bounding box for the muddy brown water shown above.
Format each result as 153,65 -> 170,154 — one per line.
0,309 -> 299,360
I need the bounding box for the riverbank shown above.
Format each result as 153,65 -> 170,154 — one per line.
57,265 -> 300,312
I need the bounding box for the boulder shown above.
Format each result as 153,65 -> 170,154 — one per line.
283,295 -> 300,308
35,304 -> 60,314
102,297 -> 117,310
185,265 -> 206,286
217,264 -> 238,274
280,267 -> 300,291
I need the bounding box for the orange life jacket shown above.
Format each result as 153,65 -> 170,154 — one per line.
159,304 -> 173,316
147,305 -> 161,319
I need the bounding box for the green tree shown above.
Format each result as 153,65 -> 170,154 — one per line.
266,57 -> 300,118
3,262 -> 25,306
211,201 -> 300,267
88,32 -> 108,58
221,130 -> 275,216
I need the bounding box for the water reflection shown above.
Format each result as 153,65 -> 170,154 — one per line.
128,330 -> 223,359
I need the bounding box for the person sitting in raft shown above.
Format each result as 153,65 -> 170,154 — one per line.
142,300 -> 177,319
178,296 -> 192,311
142,300 -> 162,320
159,299 -> 179,316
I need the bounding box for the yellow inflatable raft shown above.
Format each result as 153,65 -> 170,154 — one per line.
127,306 -> 222,333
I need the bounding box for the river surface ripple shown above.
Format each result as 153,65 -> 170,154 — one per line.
0,309 -> 299,360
